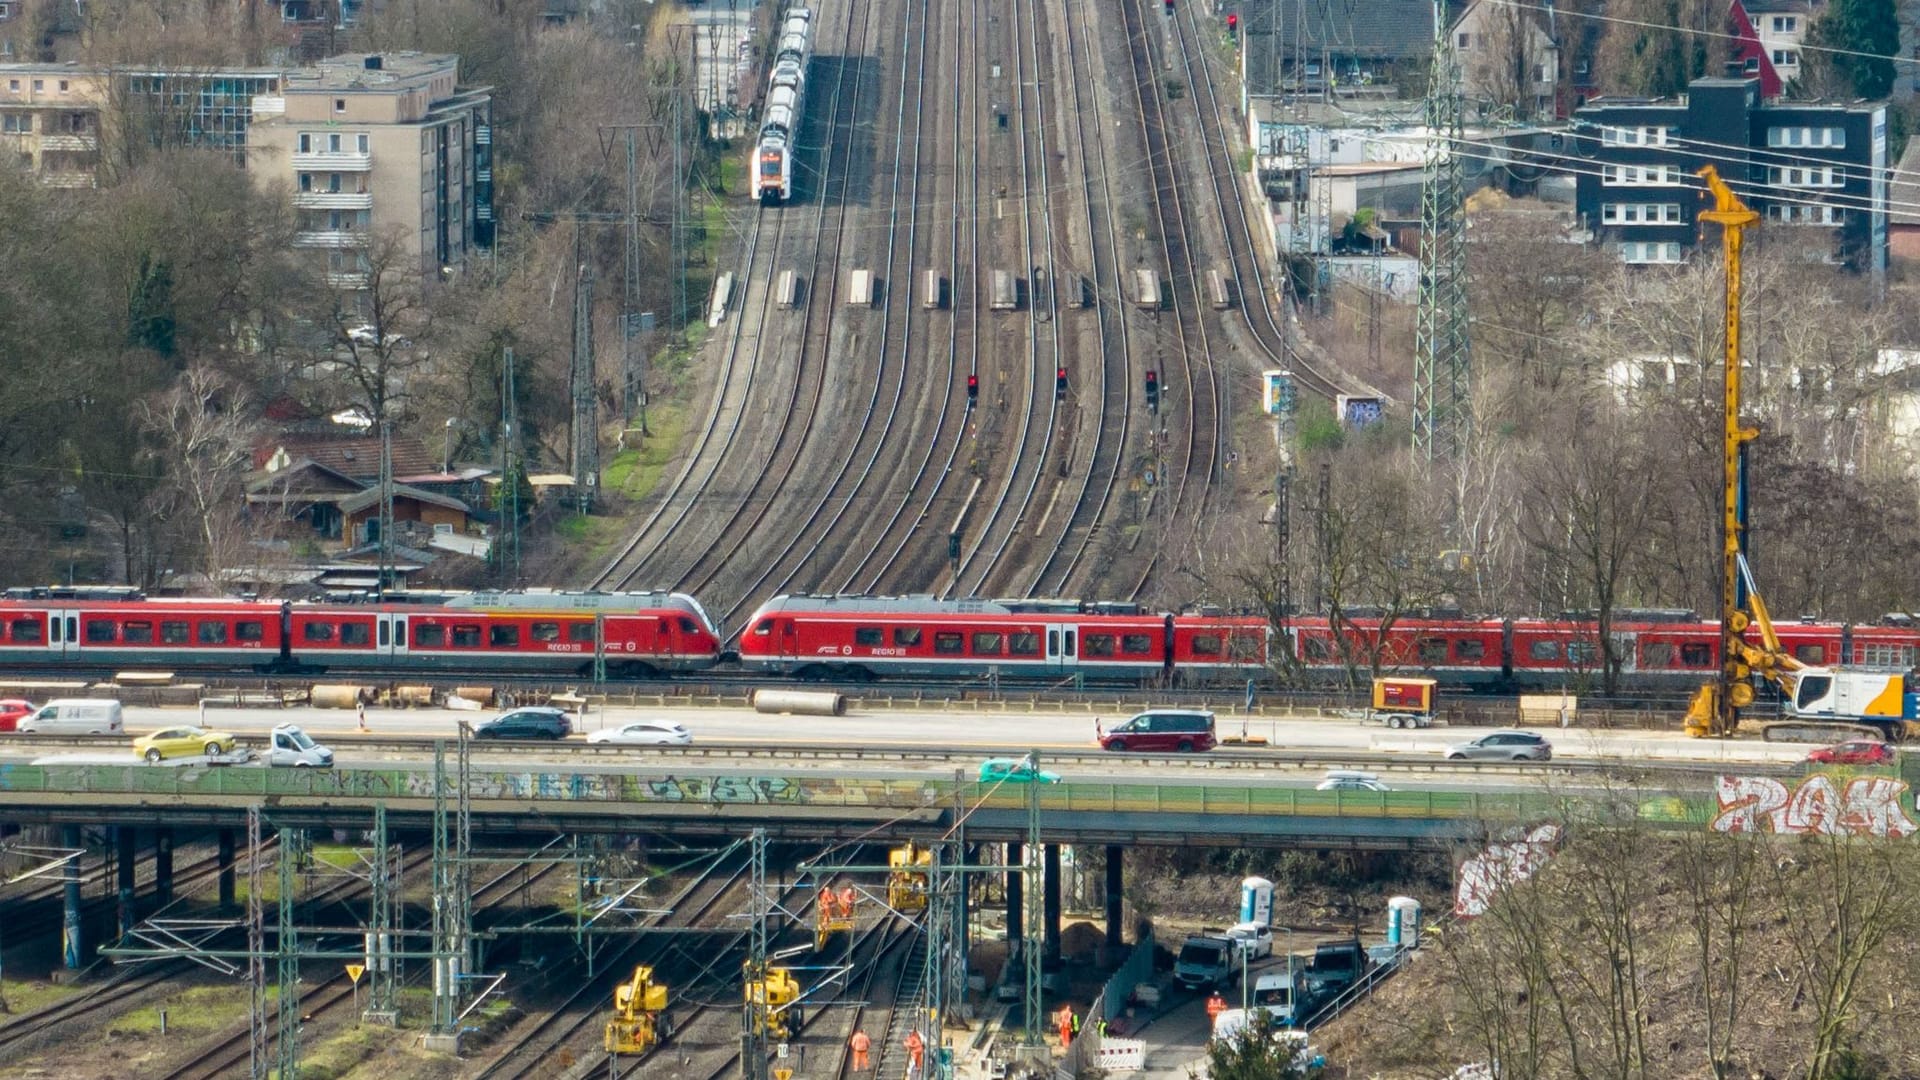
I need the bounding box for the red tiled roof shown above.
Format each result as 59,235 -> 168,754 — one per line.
253,434 -> 440,480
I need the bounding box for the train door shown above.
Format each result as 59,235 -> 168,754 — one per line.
654,617 -> 675,662
377,613 -> 409,666
1046,624 -> 1077,674
778,619 -> 799,660
45,608 -> 77,661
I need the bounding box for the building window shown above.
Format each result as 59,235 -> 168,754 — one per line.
1602,163 -> 1681,186
297,172 -> 311,191
1619,241 -> 1684,264
2,113 -> 28,133
7,79 -> 17,91
1456,32 -> 1470,48
327,132 -> 341,152
1600,202 -> 1683,225
1767,126 -> 1845,149
334,97 -> 345,113
30,78 -> 40,92
356,132 -> 369,153
298,132 -> 311,152
1772,49 -> 1798,67
1768,165 -> 1843,188
1599,125 -> 1675,147
56,79 -> 66,92
1766,203 -> 1843,225
0,6 -> 11,18
1772,15 -> 1797,32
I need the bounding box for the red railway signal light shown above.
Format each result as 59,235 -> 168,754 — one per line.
967,374 -> 979,407
1145,369 -> 1160,411
1056,367 -> 1069,398
1226,13 -> 1237,37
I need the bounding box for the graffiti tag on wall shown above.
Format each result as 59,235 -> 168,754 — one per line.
1711,774 -> 1916,838
1454,823 -> 1559,918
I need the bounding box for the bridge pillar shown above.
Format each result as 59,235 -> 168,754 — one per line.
153,828 -> 174,909
117,826 -> 137,938
217,828 -> 236,909
62,825 -> 83,969
1043,844 -> 1062,965
1005,842 -> 1023,948
1104,845 -> 1124,949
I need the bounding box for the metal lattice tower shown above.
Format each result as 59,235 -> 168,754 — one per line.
570,245 -> 598,514
741,828 -> 770,1080
246,807 -> 268,1079
1412,0 -> 1472,465
366,802 -> 399,1023
430,739 -> 472,1035
277,829 -> 300,1079
498,346 -> 521,582
1021,753 -> 1043,1049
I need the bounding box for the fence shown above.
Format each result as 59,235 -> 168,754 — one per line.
1057,926 -> 1154,1077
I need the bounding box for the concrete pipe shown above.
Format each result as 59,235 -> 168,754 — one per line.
454,687 -> 497,707
311,685 -> 368,709
392,685 -> 437,708
753,689 -> 847,716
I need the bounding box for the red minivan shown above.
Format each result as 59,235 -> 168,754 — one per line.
1098,709 -> 1217,753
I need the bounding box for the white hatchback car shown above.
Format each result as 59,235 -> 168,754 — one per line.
586,720 -> 693,747
1316,770 -> 1391,792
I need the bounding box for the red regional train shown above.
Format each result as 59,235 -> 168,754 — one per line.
0,587 -> 723,678
735,594 -> 1270,680
1288,608 -> 1920,692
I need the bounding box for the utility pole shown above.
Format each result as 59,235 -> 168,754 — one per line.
570,232 -> 599,515
376,417 -> 394,597
496,347 -> 521,583
1412,0 -> 1472,468
741,828 -> 770,1080
1269,373 -> 1297,664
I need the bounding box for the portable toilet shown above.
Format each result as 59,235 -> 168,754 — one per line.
1240,876 -> 1275,926
1387,896 -> 1423,949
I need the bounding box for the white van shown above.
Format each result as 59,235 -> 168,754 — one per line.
265,725 -> 333,768
19,698 -> 124,735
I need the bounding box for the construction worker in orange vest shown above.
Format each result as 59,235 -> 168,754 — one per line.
1205,991 -> 1228,1021
839,884 -> 858,919
903,1028 -> 926,1080
820,884 -> 837,917
849,1029 -> 872,1072
1055,1004 -> 1075,1046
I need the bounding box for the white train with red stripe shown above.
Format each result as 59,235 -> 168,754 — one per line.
753,5 -> 813,203
736,594 -> 1270,680
0,587 -> 721,678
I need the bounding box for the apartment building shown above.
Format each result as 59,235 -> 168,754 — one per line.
0,65 -> 107,186
247,52 -> 494,288
1572,76 -> 1887,277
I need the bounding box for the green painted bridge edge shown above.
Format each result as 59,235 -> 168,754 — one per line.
0,763 -> 1727,828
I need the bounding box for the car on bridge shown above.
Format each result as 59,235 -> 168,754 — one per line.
0,698 -> 35,732
1805,739 -> 1895,766
978,757 -> 1060,784
472,707 -> 573,741
1445,730 -> 1552,762
587,720 -> 693,747
133,725 -> 237,763
1316,770 -> 1390,792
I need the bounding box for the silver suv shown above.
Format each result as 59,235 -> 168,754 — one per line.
1445,730 -> 1552,762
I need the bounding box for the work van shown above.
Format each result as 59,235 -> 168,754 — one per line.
1098,709 -> 1216,753
19,698 -> 124,736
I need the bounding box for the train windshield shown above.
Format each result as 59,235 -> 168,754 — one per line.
760,155 -> 782,177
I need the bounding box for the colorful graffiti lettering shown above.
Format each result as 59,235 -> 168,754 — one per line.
1454,823 -> 1559,918
642,776 -> 809,804
1711,774 -> 1916,838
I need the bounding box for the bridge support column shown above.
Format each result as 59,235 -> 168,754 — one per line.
1043,844 -> 1062,965
1005,842 -> 1023,950
117,826 -> 137,938
217,828 -> 236,909
1105,845 -> 1124,949
153,828 -> 173,909
62,825 -> 83,969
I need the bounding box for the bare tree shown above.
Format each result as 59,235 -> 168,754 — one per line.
1462,0 -> 1554,121
1674,828 -> 1764,1078
137,366 -> 258,587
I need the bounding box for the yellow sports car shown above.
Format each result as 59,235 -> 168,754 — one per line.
134,725 -> 237,763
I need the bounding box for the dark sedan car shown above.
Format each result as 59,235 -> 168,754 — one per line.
472,707 -> 573,741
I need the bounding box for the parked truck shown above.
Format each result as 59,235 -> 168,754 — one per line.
1303,938 -> 1371,1000
1173,933 -> 1237,991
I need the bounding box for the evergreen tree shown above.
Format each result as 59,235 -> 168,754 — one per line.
1191,1009 -> 1323,1080
1807,0 -> 1899,100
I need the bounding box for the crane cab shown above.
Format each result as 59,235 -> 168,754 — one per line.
888,842 -> 933,914
604,965 -> 669,1054
745,965 -> 803,1038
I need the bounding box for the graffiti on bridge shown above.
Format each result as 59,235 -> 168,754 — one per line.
1711,773 -> 1915,838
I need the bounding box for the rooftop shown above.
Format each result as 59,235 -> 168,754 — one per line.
282,52 -> 457,93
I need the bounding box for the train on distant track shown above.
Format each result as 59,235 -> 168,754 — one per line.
5,586 -> 1918,692
753,5 -> 813,203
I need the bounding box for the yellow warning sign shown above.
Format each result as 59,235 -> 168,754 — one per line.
345,964 -> 366,984
772,1070 -> 792,1080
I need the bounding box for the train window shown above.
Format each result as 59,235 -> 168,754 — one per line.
531,622 -> 561,642
490,625 -> 521,648
972,632 -> 1003,655
854,627 -> 885,647
85,620 -> 115,643
123,621 -> 153,644
1528,640 -> 1561,662
1009,631 -> 1041,656
894,627 -> 923,647
1082,634 -> 1115,657
452,625 -> 482,647
415,625 -> 447,648
1418,637 -> 1447,664
1302,637 -> 1330,661
162,621 -> 190,644
1230,635 -> 1262,660
236,621 -> 264,643
679,618 -> 698,633
1641,642 -> 1674,668
1122,633 -> 1154,654
569,623 -> 595,643
752,619 -> 774,636
1191,634 -> 1222,656
934,632 -> 964,654
9,619 -> 40,642
341,623 -> 371,646
1454,639 -> 1485,661
1681,643 -> 1713,667
395,622 -> 407,647
304,622 -> 335,643
1794,644 -> 1826,664
378,620 -> 389,648
198,622 -> 229,645
1568,641 -> 1597,665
